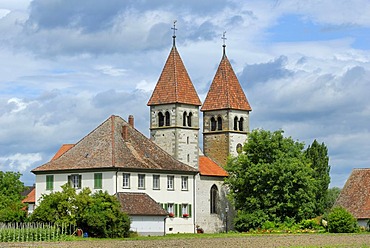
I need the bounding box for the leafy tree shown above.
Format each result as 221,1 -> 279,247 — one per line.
0,171 -> 26,222
30,184 -> 89,225
305,140 -> 330,215
225,129 -> 317,231
78,191 -> 130,238
325,187 -> 341,210
30,184 -> 130,238
327,206 -> 358,233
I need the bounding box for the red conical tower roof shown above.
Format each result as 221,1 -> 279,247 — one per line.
147,43 -> 201,106
201,46 -> 251,111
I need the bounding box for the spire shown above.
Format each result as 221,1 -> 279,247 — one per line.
147,23 -> 201,106
201,39 -> 252,112
171,20 -> 177,47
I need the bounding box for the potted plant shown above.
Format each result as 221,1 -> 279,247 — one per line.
183,213 -> 189,218
169,212 -> 174,218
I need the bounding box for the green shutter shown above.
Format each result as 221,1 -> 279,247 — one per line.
67,175 -> 71,187
179,204 -> 183,217
46,175 -> 53,190
164,203 -> 168,212
189,204 -> 192,217
94,173 -> 102,189
175,204 -> 178,217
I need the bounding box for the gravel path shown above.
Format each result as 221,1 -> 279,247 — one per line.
2,234 -> 370,248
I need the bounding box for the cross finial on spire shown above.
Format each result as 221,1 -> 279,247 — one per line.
172,20 -> 177,47
222,31 -> 227,56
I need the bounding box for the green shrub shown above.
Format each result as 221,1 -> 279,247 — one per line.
299,218 -> 321,229
234,210 -> 268,232
327,206 -> 358,233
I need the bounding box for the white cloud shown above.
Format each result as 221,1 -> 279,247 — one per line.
0,153 -> 42,172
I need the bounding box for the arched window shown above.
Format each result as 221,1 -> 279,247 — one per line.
210,117 -> 216,131
234,117 -> 238,131
210,184 -> 219,214
158,112 -> 164,127
183,111 -> 187,126
217,116 -> 222,131
165,111 -> 170,126
187,112 -> 192,127
187,136 -> 189,144
239,117 -> 244,131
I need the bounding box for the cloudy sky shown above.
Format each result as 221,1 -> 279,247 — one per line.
1,0 -> 369,188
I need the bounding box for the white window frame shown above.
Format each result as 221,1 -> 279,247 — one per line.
168,203 -> 174,214
153,175 -> 160,190
182,204 -> 189,215
167,175 -> 174,190
123,173 -> 130,188
138,174 -> 145,189
69,174 -> 81,189
181,176 -> 188,191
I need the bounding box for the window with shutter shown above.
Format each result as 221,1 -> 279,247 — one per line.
46,175 -> 54,190
94,173 -> 102,189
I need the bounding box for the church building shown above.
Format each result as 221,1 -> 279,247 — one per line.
32,27 -> 251,235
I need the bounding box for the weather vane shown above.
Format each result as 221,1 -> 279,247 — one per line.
222,31 -> 227,46
222,31 -> 227,55
171,20 -> 177,46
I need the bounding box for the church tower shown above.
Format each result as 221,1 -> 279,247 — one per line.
147,23 -> 201,168
201,37 -> 252,166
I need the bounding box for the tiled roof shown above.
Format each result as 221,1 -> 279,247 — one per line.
147,46 -> 201,106
51,144 -> 74,161
32,115 -> 197,174
22,187 -> 35,203
199,155 -> 228,177
201,51 -> 252,111
335,168 -> 370,219
116,192 -> 167,216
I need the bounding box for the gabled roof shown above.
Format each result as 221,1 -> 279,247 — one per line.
22,187 -> 35,204
199,155 -> 228,177
32,115 -> 197,174
51,144 -> 74,161
147,45 -> 201,106
116,192 -> 167,216
201,49 -> 252,111
335,168 -> 370,219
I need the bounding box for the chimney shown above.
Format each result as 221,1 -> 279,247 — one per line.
128,115 -> 134,127
122,125 -> 128,141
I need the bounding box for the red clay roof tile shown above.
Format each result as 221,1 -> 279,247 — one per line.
335,168 -> 370,219
201,52 -> 252,111
199,155 -> 228,177
22,188 -> 35,203
51,144 -> 74,161
147,46 -> 201,106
